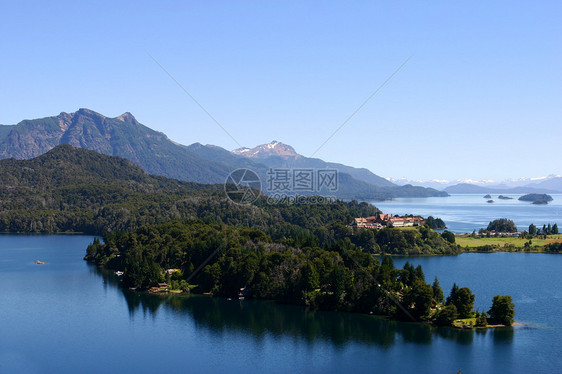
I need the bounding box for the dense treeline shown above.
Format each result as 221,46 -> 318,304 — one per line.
0,145 -> 376,235
85,220 -> 469,322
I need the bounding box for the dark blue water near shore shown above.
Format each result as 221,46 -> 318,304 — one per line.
1,235 -> 561,373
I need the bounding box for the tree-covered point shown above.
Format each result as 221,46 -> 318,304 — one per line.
84,219 -> 485,324
486,218 -> 518,233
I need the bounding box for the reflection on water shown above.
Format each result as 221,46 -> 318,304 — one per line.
90,265 -> 513,348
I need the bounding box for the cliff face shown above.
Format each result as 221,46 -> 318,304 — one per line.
0,109 -> 231,184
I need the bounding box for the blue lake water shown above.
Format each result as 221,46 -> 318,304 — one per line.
372,194 -> 562,233
1,235 -> 561,373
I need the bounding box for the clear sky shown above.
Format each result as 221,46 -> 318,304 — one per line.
1,1 -> 560,182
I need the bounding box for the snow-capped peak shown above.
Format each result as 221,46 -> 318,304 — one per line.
232,141 -> 299,159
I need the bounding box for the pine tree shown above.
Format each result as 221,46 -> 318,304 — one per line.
432,277 -> 444,304
415,265 -> 425,282
446,283 -> 459,305
553,223 -> 559,235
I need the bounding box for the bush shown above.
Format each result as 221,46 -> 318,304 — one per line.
434,305 -> 458,326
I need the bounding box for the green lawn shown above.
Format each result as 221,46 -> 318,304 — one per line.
452,317 -> 476,327
456,234 -> 562,249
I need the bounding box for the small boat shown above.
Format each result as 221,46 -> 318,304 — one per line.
115,271 -> 124,276
35,260 -> 46,265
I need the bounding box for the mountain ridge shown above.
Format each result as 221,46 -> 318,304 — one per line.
0,109 -> 447,200
0,109 -> 233,184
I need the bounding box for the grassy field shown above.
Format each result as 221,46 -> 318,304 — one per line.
456,234 -> 562,250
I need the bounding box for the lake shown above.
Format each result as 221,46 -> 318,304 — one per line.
1,235 -> 561,373
372,194 -> 562,233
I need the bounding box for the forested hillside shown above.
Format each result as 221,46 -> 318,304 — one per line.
0,145 -> 458,258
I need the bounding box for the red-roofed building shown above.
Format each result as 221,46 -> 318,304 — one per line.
352,214 -> 424,229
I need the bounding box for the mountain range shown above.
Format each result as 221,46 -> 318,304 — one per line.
0,109 -> 447,200
391,176 -> 562,193
443,183 -> 560,195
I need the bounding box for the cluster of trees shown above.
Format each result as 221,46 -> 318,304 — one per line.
424,216 -> 446,230
527,223 -> 559,236
433,284 -> 515,327
484,218 -> 518,233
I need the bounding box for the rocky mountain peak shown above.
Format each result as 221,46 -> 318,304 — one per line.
76,108 -> 105,118
116,112 -> 139,125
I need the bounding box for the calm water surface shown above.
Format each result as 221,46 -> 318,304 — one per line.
1,235 -> 561,373
372,194 -> 562,233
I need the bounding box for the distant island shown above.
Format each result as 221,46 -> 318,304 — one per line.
498,195 -> 513,200
487,200 -> 494,203
519,194 -> 553,205
483,194 -> 492,198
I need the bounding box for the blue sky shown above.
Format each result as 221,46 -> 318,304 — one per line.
1,1 -> 560,181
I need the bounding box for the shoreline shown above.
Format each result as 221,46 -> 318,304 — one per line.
132,285 -> 519,331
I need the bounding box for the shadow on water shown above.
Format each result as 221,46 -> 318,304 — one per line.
89,265 -> 513,348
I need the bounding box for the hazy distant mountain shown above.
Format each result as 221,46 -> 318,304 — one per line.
524,176 -> 562,192
233,141 -> 396,188
0,109 -> 232,184
393,175 -> 562,193
388,178 -> 452,190
444,183 -> 559,194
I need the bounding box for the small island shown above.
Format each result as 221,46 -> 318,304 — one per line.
483,194 -> 492,199
487,200 -> 494,203
519,194 -> 553,205
498,195 -> 513,200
